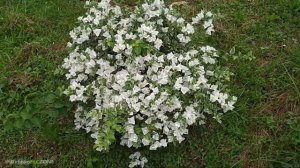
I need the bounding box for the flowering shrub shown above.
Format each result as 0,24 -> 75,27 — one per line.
63,0 -> 237,166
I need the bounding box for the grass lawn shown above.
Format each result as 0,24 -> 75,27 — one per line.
0,0 -> 299,167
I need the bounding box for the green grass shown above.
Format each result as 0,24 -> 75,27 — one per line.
0,0 -> 299,167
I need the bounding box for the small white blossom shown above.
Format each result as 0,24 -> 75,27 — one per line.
93,29 -> 102,36
129,152 -> 148,168
128,117 -> 135,124
182,23 -> 194,35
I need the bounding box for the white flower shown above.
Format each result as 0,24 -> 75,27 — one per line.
206,26 -> 214,35
180,86 -> 189,94
188,59 -> 200,67
93,29 -> 101,37
210,90 -> 220,102
177,34 -> 191,44
133,74 -> 144,81
128,117 -> 135,124
142,138 -> 150,146
142,127 -> 149,135
176,17 -> 185,24
157,19 -> 163,25
203,56 -> 216,64
166,52 -> 175,60
160,139 -> 167,147
162,27 -> 168,32
174,77 -> 183,90
129,152 -> 148,168
192,11 -> 204,24
132,102 -> 141,112
154,38 -> 163,49
182,23 -> 194,34
203,19 -> 214,35
125,33 -> 137,40
206,11 -> 213,17
206,70 -> 214,76
182,106 -> 197,125
102,31 -> 111,39
129,133 -> 138,142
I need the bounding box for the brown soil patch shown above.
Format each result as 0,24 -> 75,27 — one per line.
7,13 -> 35,29
237,147 -> 268,168
257,56 -> 272,67
249,123 -> 270,138
260,92 -> 299,117
237,148 -> 251,168
16,135 -> 58,158
50,42 -> 67,53
8,73 -> 38,89
10,42 -> 47,68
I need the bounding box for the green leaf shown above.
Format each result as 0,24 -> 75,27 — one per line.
54,102 -> 65,109
24,119 -> 32,128
106,40 -> 115,48
4,119 -> 14,131
134,46 -> 142,55
42,123 -> 59,141
31,116 -> 42,128
14,118 -> 24,129
25,104 -> 33,112
47,109 -> 60,118
112,124 -> 122,132
45,93 -> 56,103
20,112 -> 33,120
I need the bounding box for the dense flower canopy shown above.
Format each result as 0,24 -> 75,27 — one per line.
63,0 -> 236,167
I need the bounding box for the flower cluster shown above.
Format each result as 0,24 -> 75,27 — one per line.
129,152 -> 148,168
63,0 -> 237,166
